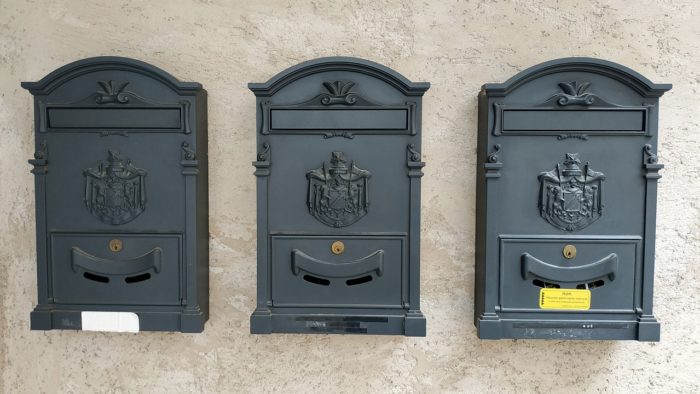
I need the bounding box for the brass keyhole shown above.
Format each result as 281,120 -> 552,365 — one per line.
109,239 -> 123,253
331,241 -> 345,255
563,244 -> 576,259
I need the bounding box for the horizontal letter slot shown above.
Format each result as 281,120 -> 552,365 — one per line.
47,108 -> 181,130
502,109 -> 645,132
270,108 -> 408,130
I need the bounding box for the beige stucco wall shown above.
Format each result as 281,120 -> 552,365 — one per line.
1,0 -> 699,392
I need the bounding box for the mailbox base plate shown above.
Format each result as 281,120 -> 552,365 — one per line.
476,315 -> 660,341
30,303 -> 208,333
250,307 -> 425,336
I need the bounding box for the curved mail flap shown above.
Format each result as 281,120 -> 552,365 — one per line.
291,249 -> 384,279
71,247 -> 162,276
521,252 -> 617,283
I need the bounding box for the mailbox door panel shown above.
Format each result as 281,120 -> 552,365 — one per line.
498,139 -> 646,235
268,136 -> 410,233
44,134 -> 186,231
499,237 -> 640,311
271,236 -> 405,308
51,233 -> 181,305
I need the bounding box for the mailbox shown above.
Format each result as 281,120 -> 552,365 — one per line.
474,58 -> 671,341
22,57 -> 209,332
250,57 -> 429,335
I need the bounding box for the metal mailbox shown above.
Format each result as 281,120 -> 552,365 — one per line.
474,58 -> 671,341
250,57 -> 429,335
23,57 -> 209,332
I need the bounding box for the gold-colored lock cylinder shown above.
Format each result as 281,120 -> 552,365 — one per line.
563,244 -> 576,259
331,241 -> 345,255
109,239 -> 123,252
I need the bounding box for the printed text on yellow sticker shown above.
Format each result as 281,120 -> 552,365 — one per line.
539,288 -> 591,310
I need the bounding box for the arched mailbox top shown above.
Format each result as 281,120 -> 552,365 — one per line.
248,56 -> 430,97
21,56 -> 202,95
483,57 -> 671,97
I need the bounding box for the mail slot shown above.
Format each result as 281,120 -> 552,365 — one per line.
250,57 -> 429,336
51,233 -> 181,306
271,236 -> 404,308
23,57 -> 209,332
474,58 -> 671,341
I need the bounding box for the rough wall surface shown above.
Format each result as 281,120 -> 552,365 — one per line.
1,0 -> 699,392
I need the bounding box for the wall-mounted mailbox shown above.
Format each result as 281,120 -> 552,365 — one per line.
475,58 -> 671,341
23,57 -> 209,332
250,57 -> 429,335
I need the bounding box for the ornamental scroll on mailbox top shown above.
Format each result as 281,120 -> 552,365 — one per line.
475,58 -> 671,341
250,57 -> 429,336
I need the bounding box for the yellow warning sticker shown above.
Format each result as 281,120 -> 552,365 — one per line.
539,288 -> 591,310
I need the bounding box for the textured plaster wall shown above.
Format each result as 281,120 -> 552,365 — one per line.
1,0 -> 699,392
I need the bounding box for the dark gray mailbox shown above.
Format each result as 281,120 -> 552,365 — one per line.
475,58 -> 671,341
22,57 -> 209,332
250,57 -> 429,335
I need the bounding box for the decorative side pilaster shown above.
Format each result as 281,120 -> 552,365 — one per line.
406,144 -> 425,322
251,141 -> 272,333
482,143 -> 503,331
640,144 -> 663,322
28,140 -> 50,304
180,142 -> 199,309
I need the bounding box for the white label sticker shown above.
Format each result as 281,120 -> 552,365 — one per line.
81,312 -> 140,333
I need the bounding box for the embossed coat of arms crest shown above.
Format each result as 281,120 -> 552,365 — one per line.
84,150 -> 147,225
307,151 -> 371,227
538,153 -> 605,231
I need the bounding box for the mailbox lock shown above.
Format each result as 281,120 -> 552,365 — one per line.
331,241 -> 345,255
109,239 -> 123,253
563,244 -> 576,259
